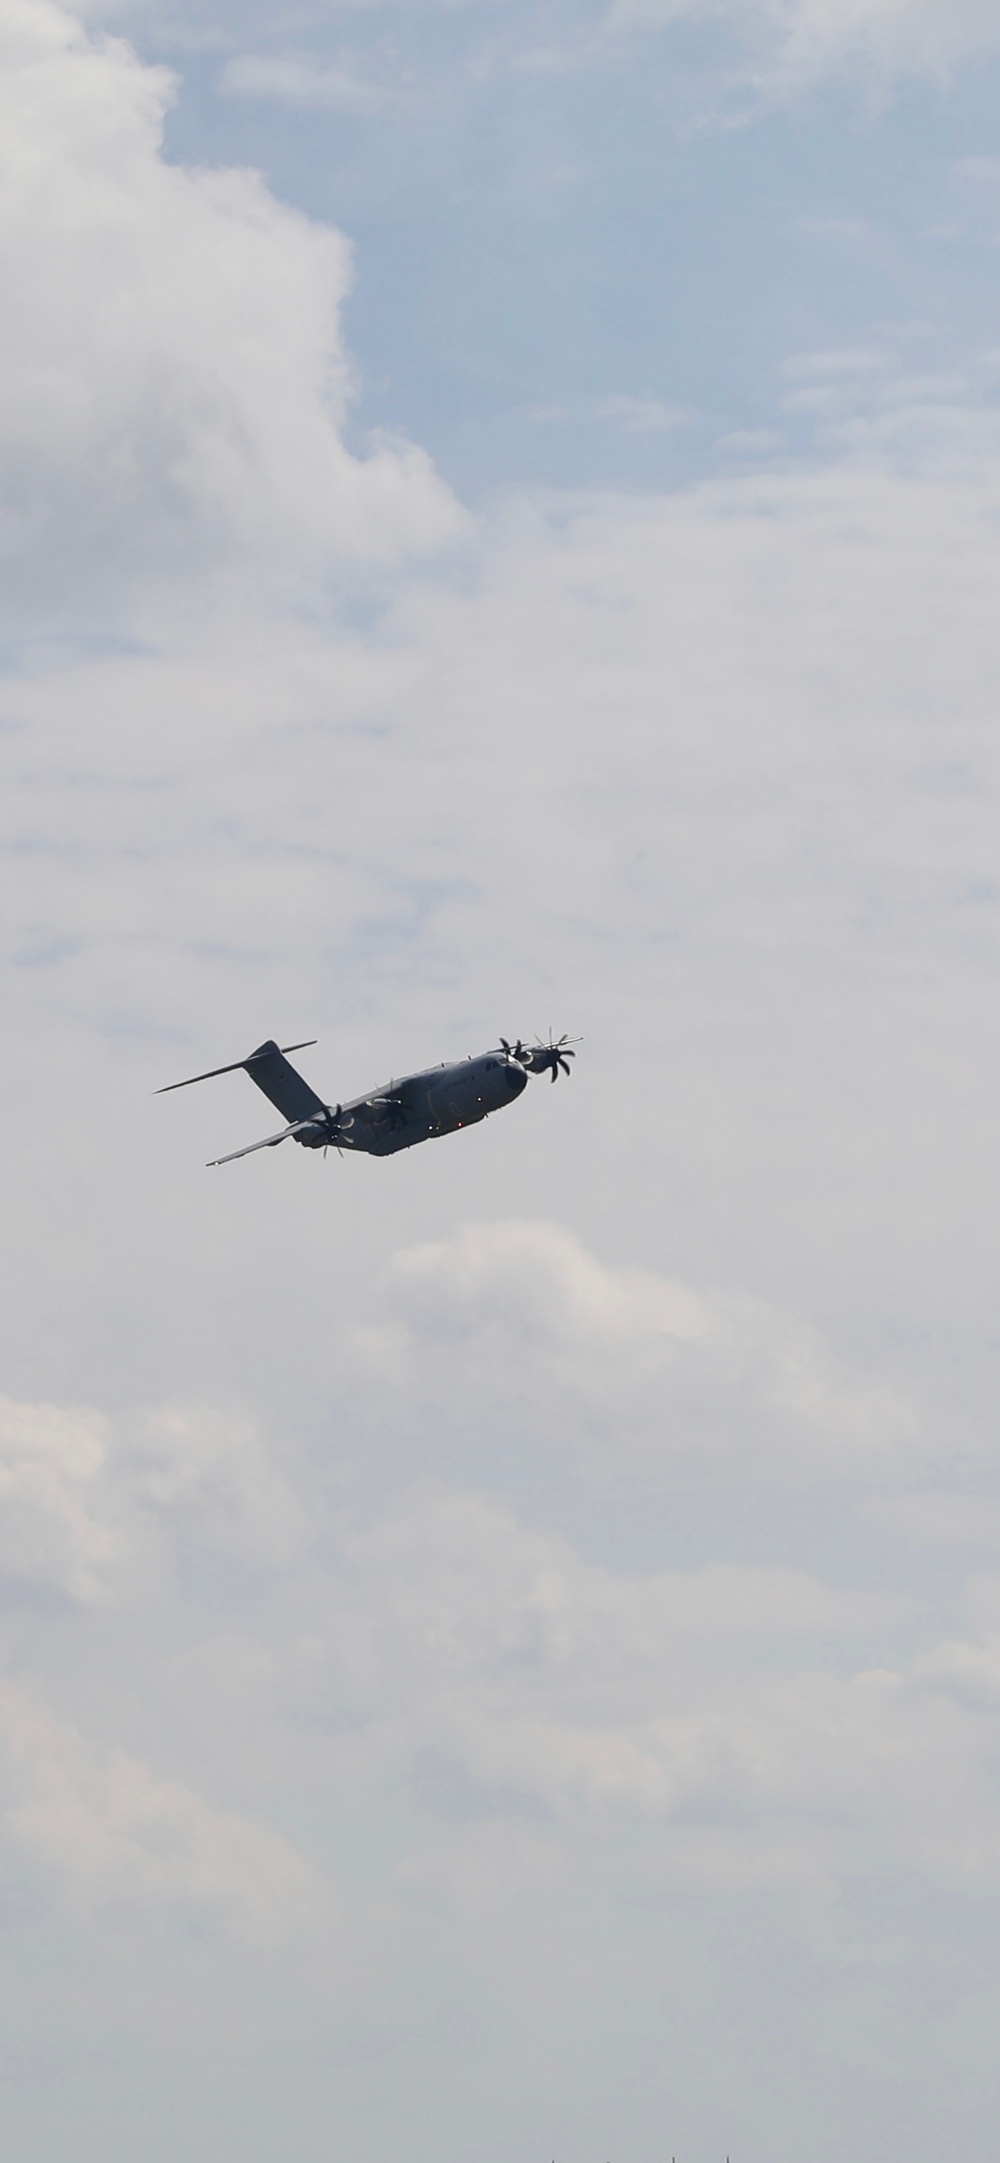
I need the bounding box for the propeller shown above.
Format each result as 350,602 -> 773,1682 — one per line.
371,1092 -> 407,1132
321,1104 -> 351,1157
529,1031 -> 579,1083
499,1037 -> 529,1064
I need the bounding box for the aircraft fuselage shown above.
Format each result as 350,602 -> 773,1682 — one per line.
300,1052 -> 528,1156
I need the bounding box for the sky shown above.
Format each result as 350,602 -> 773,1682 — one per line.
2,0 -> 1000,2156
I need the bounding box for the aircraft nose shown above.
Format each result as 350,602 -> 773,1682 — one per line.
504,1061 -> 528,1096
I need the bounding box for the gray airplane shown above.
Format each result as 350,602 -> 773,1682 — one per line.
157,1033 -> 577,1166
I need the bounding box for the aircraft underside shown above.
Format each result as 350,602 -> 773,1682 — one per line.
330,1102 -> 488,1157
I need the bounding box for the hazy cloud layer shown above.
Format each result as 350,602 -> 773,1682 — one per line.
0,1395 -> 305,1601
304,1484 -> 1000,1894
219,52 -> 388,112
2,2 -> 1000,2157
0,1677 -> 328,1943
109,0 -> 1000,100
607,0 -> 1000,90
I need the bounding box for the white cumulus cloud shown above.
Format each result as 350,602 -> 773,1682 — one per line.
0,0 -> 460,632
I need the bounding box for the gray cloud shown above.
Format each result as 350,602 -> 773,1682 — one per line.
351,1220 -> 919,1479
0,1676 -> 331,1943
0,1394 -> 306,1603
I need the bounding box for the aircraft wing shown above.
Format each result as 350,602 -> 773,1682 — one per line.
207,1115 -> 322,1167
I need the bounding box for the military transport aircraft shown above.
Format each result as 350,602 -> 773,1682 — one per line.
157,1033 -> 578,1166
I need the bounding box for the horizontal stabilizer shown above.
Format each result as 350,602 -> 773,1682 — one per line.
155,1041 -> 317,1095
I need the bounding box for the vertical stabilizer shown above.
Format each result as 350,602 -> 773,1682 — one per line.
243,1042 -> 326,1122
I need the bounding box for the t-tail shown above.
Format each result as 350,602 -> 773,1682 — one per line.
155,1039 -> 325,1121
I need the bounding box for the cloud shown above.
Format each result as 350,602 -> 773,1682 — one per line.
0,0 -> 460,634
127,1405 -> 308,1567
0,1678 -> 328,1942
5,0 -> 1000,2137
0,1396 -> 122,1602
911,1581 -> 1000,1719
219,53 -> 387,113
862,1493 -> 1000,1549
352,1220 -> 919,1479
0,1395 -> 306,1604
105,0 -> 1000,99
606,0 -> 1000,93
593,394 -> 694,433
279,1483 -> 1000,1901
528,394 -> 694,433
781,347 -> 888,379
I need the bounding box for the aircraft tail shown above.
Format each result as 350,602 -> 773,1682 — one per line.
241,1042 -> 326,1121
156,1039 -> 327,1122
